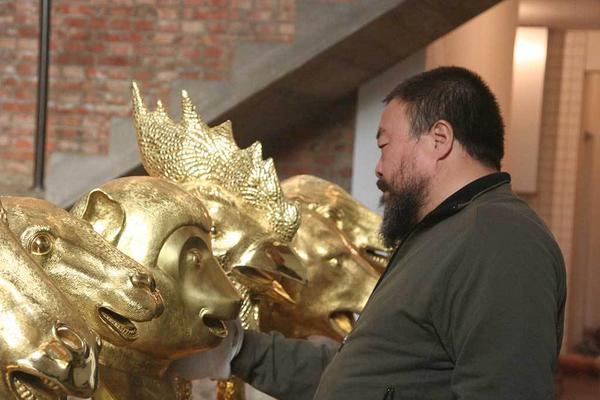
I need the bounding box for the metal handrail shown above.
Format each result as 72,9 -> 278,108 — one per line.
33,0 -> 51,191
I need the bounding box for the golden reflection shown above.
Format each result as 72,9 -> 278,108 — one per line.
71,177 -> 241,400
0,199 -> 100,400
131,83 -> 307,400
260,203 -> 380,341
282,175 -> 391,273
131,84 -> 307,326
2,197 -> 164,348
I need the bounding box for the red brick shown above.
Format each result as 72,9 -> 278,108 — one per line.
64,29 -> 92,41
182,21 -> 205,33
109,19 -> 132,30
1,0 -> 360,171
88,42 -> 107,53
17,26 -> 38,38
204,46 -> 223,58
90,18 -> 109,29
135,20 -> 155,31
155,32 -> 178,45
15,138 -> 32,149
16,38 -> 38,51
63,17 -> 88,28
109,7 -> 134,17
110,42 -> 132,56
55,53 -> 94,66
0,37 -> 16,49
157,8 -> 178,19
63,41 -> 86,52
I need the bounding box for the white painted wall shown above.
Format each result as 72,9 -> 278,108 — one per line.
506,27 -> 548,193
351,50 -> 426,212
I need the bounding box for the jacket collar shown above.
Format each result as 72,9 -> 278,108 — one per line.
416,171 -> 511,233
375,172 -> 511,289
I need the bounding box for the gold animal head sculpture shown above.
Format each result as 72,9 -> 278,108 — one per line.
260,203 -> 380,341
282,175 -> 391,273
71,177 -> 242,361
1,197 -> 164,348
0,199 -> 99,400
130,83 -> 306,312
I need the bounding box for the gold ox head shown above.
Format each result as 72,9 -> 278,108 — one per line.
72,177 -> 242,359
2,197 -> 164,348
0,199 -> 100,400
282,175 -> 391,273
261,202 -> 380,341
131,83 -> 306,304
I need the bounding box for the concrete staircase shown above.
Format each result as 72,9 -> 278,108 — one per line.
44,0 -> 500,207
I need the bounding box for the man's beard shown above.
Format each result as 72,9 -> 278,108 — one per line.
378,171 -> 429,248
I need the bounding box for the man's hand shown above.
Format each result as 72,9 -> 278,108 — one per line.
167,319 -> 244,380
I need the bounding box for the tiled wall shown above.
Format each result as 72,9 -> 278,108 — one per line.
521,31 -> 588,270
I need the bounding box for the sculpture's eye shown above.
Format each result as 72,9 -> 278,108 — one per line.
210,225 -> 217,235
327,257 -> 340,268
28,231 -> 54,256
186,249 -> 203,267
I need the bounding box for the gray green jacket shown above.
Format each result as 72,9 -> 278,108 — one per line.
232,173 -> 566,400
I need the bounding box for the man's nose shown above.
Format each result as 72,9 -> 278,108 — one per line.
375,159 -> 383,179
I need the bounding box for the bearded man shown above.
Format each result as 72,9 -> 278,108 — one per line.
171,66 -> 566,400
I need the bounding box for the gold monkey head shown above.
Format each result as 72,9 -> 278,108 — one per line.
131,84 -> 306,313
0,199 -> 100,400
261,203 -> 380,341
282,175 -> 391,273
2,197 -> 164,348
72,177 -> 242,360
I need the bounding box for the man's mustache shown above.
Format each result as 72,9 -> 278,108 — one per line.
376,179 -> 389,192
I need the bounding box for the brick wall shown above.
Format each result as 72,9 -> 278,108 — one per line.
271,95 -> 355,192
0,0 -> 356,190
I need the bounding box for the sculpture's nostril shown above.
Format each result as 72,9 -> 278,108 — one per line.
130,272 -> 156,292
148,275 -> 157,292
55,323 -> 86,354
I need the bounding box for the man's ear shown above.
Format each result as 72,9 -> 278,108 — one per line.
430,119 -> 454,160
72,189 -> 125,244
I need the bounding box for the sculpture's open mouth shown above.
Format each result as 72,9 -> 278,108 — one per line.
10,371 -> 64,400
201,313 -> 228,338
363,246 -> 390,268
329,310 -> 360,336
98,307 -> 138,341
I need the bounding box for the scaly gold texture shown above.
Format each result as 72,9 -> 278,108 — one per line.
131,84 -> 306,324
131,84 -> 308,400
71,177 -> 242,400
0,199 -> 100,400
131,82 -> 299,244
282,175 -> 391,273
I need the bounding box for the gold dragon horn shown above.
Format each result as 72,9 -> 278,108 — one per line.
131,82 -> 300,242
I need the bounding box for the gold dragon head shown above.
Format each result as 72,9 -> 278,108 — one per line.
132,82 -> 300,244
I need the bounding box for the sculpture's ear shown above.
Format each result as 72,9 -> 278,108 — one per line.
72,189 -> 125,244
